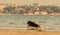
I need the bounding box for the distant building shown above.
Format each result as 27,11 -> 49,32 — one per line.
40,11 -> 47,15
28,13 -> 33,15
0,4 -> 6,13
34,11 -> 40,15
0,4 -> 6,10
54,12 -> 60,15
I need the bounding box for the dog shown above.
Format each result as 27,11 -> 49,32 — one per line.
27,21 -> 42,31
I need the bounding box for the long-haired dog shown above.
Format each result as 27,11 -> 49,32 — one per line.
27,21 -> 42,31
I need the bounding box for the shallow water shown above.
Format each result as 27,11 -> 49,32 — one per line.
0,15 -> 60,31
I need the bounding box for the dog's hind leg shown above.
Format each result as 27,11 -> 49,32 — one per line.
36,27 -> 42,31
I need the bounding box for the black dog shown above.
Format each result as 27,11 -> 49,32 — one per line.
27,21 -> 42,31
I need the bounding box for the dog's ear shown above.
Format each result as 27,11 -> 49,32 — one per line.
28,21 -> 32,23
28,21 -> 31,22
27,21 -> 30,24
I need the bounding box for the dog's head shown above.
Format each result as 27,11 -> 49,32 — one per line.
27,21 -> 32,24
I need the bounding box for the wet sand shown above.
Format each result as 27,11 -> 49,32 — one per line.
0,30 -> 60,35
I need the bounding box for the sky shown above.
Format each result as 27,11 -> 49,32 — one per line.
0,0 -> 60,6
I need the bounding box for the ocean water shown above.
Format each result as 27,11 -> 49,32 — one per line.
0,15 -> 60,31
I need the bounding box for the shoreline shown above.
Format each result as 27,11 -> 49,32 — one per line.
0,14 -> 60,16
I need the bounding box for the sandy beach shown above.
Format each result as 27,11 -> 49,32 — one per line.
0,30 -> 60,35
